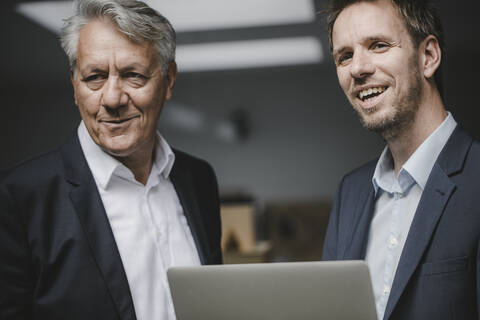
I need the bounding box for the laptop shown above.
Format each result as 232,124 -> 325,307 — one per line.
167,260 -> 377,320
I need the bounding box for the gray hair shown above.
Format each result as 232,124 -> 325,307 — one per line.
60,0 -> 176,72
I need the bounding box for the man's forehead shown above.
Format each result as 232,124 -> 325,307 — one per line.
76,20 -> 159,70
331,0 -> 403,47
77,19 -> 154,53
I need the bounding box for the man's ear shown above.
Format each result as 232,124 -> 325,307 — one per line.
420,35 -> 441,79
165,61 -> 178,101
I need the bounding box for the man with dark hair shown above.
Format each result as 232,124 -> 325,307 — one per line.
0,1 -> 222,319
322,0 -> 480,319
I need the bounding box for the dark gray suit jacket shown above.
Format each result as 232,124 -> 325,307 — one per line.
322,127 -> 480,320
0,133 -> 222,320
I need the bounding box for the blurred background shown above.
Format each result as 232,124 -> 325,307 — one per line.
1,0 -> 478,263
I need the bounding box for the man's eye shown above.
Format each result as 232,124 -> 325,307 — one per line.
81,74 -> 106,90
372,42 -> 390,51
124,72 -> 146,79
83,74 -> 105,82
123,72 -> 148,86
337,53 -> 352,65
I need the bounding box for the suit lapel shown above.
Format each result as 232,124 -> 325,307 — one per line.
383,165 -> 455,320
343,181 -> 376,260
61,135 -> 137,320
383,127 -> 473,320
170,156 -> 210,265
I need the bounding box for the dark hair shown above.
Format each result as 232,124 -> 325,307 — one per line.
326,0 -> 445,96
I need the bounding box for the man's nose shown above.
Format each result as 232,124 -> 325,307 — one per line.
101,76 -> 128,109
349,51 -> 375,80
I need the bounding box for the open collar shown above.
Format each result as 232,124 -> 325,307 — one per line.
77,121 -> 175,189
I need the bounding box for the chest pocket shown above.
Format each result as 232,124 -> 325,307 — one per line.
419,256 -> 469,276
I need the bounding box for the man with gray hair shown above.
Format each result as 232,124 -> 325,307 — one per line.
0,1 -> 222,319
322,0 -> 479,319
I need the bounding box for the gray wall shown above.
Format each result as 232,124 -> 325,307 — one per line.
161,64 -> 384,201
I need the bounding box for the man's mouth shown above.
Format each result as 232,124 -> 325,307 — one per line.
100,115 -> 140,124
357,86 -> 388,101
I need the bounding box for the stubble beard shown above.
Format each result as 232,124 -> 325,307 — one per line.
354,54 -> 423,141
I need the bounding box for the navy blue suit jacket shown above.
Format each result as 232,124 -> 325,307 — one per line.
0,134 -> 222,320
322,127 -> 480,320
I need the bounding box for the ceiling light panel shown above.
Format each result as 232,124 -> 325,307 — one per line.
17,1 -> 73,34
149,0 -> 316,32
17,0 -> 316,34
176,37 -> 323,72
16,1 -> 322,71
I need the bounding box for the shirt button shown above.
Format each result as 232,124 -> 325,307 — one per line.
390,237 -> 398,247
383,285 -> 391,295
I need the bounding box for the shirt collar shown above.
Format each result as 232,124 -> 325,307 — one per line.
372,112 -> 457,195
372,147 -> 415,195
77,121 -> 175,189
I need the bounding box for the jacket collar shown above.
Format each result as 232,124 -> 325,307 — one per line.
169,150 -> 211,264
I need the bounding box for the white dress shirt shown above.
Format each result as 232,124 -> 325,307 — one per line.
78,122 -> 201,320
365,112 -> 457,320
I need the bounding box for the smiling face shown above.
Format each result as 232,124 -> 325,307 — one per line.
72,18 -> 176,158
332,0 -> 423,139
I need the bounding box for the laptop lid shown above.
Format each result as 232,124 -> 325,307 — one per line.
167,260 -> 377,320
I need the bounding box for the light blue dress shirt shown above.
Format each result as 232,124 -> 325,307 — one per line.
365,112 -> 457,320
